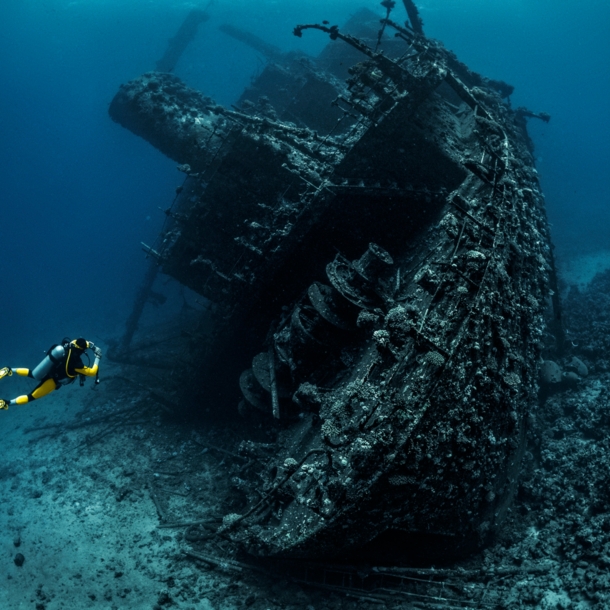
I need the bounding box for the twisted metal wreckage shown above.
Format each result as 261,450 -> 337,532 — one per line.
109,3 -> 559,561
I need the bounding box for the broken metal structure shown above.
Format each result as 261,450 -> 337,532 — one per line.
109,4 -> 556,561
156,8 -> 209,74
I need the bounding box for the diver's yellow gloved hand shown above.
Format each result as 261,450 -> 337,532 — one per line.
0,399 -> 9,410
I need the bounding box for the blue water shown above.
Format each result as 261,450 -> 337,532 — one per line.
1,0 -> 608,361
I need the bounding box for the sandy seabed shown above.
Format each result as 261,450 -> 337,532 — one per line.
0,360 -> 212,609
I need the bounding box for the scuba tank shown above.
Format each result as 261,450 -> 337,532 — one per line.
31,344 -> 66,380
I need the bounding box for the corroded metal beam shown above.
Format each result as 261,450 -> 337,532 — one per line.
156,9 -> 209,73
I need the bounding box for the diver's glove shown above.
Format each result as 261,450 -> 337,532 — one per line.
0,399 -> 9,410
94,347 -> 103,359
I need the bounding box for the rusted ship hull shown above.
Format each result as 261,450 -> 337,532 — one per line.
109,10 -> 554,559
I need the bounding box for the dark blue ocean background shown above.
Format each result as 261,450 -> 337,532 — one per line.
1,0 -> 608,366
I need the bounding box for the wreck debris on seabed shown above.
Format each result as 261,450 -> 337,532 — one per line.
108,1 -> 561,570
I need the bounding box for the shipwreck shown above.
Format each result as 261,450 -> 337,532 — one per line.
108,3 -> 559,561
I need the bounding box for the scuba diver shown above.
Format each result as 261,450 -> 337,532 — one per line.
0,337 -> 102,410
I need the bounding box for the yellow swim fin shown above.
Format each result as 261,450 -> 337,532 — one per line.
0,367 -> 12,380
0,399 -> 9,410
